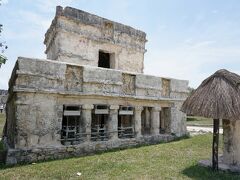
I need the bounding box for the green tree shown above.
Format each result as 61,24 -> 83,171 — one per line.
0,0 -> 7,68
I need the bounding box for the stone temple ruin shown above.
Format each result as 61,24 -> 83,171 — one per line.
3,6 -> 189,164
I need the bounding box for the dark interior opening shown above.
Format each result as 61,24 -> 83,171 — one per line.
98,51 -> 110,68
91,114 -> 109,141
65,106 -> 80,111
118,115 -> 134,138
160,107 -> 171,134
141,107 -> 151,135
61,105 -> 82,145
96,105 -> 108,109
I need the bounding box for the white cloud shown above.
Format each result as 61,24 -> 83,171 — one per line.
188,40 -> 216,49
18,10 -> 51,30
1,0 -> 8,5
144,41 -> 240,88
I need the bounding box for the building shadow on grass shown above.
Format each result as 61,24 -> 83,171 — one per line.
182,164 -> 240,180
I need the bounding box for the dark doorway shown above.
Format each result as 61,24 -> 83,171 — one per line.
91,114 -> 109,141
61,105 -> 82,145
98,51 -> 110,68
118,115 -> 134,139
141,107 -> 151,135
160,107 -> 171,134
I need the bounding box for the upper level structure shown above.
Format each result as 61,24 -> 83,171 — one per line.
44,6 -> 147,73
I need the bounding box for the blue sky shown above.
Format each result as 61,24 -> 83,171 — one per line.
1,0 -> 240,89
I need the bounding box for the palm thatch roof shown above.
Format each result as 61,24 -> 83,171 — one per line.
181,69 -> 240,120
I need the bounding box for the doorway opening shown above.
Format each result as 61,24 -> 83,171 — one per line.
118,106 -> 134,138
61,105 -> 83,145
91,105 -> 109,141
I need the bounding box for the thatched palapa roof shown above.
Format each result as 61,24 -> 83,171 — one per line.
181,69 -> 240,120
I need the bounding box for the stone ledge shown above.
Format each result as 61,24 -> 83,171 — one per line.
199,158 -> 240,173
12,87 -> 187,103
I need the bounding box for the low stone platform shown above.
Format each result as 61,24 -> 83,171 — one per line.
4,134 -> 174,165
199,157 -> 240,173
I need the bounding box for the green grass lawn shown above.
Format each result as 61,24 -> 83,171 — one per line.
0,134 -> 239,179
187,116 -> 222,127
0,113 -> 5,137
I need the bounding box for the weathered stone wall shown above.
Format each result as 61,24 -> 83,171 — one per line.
5,95 -> 16,148
223,120 -> 240,166
15,57 -> 66,91
168,79 -> 188,136
5,89 -> 187,151
5,57 -> 188,164
82,66 -> 122,94
136,74 -> 162,97
13,93 -> 60,149
170,79 -> 189,99
170,102 -> 187,137
5,6 -> 190,165
5,135 -> 173,165
44,6 -> 146,73
12,57 -> 188,101
65,65 -> 83,91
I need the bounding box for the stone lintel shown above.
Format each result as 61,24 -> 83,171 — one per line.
109,105 -> 119,110
82,104 -> 94,110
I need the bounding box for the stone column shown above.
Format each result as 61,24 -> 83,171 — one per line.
223,119 -> 240,166
108,105 -> 119,140
134,106 -> 143,138
82,104 -> 94,141
150,107 -> 161,135
145,108 -> 151,133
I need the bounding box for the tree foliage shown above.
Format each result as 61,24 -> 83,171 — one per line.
0,0 -> 7,68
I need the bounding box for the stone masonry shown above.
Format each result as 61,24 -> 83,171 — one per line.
3,6 -> 189,164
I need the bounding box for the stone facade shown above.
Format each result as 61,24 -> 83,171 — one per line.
44,6 -> 146,73
4,6 -> 189,165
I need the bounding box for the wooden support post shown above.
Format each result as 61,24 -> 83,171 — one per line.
212,118 -> 219,171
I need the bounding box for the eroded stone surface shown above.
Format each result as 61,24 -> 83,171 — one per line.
4,6 -> 189,164
5,135 -> 174,165
223,120 -> 240,166
44,6 -> 146,73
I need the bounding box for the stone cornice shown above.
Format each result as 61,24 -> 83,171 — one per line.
12,87 -> 186,103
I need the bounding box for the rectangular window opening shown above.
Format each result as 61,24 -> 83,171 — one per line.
98,51 -> 110,68
91,114 -> 109,141
118,106 -> 134,139
61,105 -> 83,145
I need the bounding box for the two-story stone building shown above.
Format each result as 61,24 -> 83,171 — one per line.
4,6 -> 189,164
